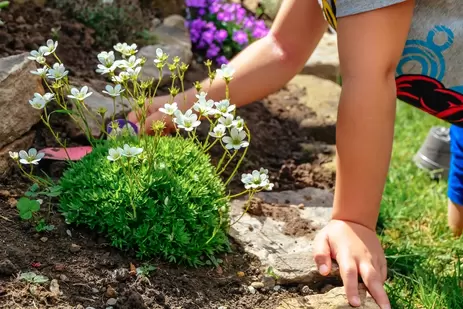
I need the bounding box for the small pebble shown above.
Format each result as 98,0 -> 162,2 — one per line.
59,274 -> 68,282
70,243 -> 81,253
247,286 -> 256,294
236,271 -> 245,277
301,285 -> 311,295
54,264 -> 65,271
273,285 -> 281,291
218,306 -> 227,309
105,285 -> 117,298
75,305 -> 84,309
86,307 -> 96,309
251,282 -> 265,289
91,288 -> 99,294
40,237 -> 48,243
66,229 -> 72,237
106,298 -> 117,306
298,203 -> 305,209
261,275 -> 276,289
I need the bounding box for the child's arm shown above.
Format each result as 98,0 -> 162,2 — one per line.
313,1 -> 415,308
129,0 -> 327,131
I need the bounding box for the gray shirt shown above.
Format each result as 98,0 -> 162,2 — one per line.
319,0 -> 463,125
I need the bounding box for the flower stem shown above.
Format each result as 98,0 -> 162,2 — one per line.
230,191 -> 255,227
224,125 -> 251,186
218,151 -> 237,175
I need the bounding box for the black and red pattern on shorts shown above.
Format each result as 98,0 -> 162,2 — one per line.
396,75 -> 463,126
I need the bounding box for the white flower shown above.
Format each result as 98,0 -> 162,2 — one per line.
107,147 -> 123,161
216,64 -> 235,80
118,55 -> 142,70
111,71 -> 130,83
121,144 -> 143,157
234,116 -> 244,131
241,169 -> 270,190
47,63 -> 68,80
28,92 -> 54,110
101,0 -> 114,4
39,39 -> 58,56
218,114 -> 235,128
159,102 -> 178,115
222,128 -> 249,150
263,182 -> 274,191
102,84 -> 124,97
215,99 -> 235,115
18,148 -> 45,165
195,91 -> 207,101
30,66 -> 48,77
259,168 -> 269,176
9,151 -> 19,160
114,43 -> 138,57
173,109 -> 201,132
68,86 -> 93,101
153,48 -> 165,63
209,124 -> 226,138
193,99 -> 215,115
126,67 -> 141,79
28,49 -> 46,64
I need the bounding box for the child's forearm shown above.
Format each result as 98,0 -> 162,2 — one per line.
332,76 -> 397,230
179,0 -> 327,110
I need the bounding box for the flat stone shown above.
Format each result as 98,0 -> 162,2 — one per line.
140,15 -> 192,86
302,32 -> 339,82
0,53 -> 43,148
277,285 -> 380,309
288,74 -> 340,144
0,131 -> 36,179
229,187 -> 338,285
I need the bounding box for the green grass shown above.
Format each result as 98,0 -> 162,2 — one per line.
379,102 -> 463,309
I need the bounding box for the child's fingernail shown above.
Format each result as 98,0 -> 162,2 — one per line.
318,264 -> 328,275
351,296 -> 361,306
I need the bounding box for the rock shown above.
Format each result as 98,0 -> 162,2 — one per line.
302,32 -> 339,82
273,285 -> 281,292
75,305 -> 84,309
49,279 -> 60,297
139,15 -> 192,86
106,298 -> 117,306
0,53 -> 43,149
251,282 -> 265,289
261,275 -> 276,289
105,285 -> 117,298
69,244 -> 81,253
15,16 -> 26,24
229,188 -> 338,285
0,259 -> 18,276
91,287 -> 99,294
277,284 -> 380,309
7,197 -> 18,208
288,74 -> 341,144
300,285 -> 311,295
40,237 -> 48,243
59,274 -> 69,282
247,286 -> 256,294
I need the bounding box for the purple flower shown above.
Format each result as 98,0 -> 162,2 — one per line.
243,17 -> 255,29
216,56 -> 229,65
186,0 -> 207,8
206,44 -> 220,58
232,30 -> 248,45
214,29 -> 228,43
107,119 -> 138,135
235,7 -> 246,22
201,29 -> 215,45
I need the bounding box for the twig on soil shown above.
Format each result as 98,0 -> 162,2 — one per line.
0,214 -> 12,222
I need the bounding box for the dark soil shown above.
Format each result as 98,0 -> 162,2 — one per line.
0,1 -> 336,308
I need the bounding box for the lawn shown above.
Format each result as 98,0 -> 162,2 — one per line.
380,102 -> 463,308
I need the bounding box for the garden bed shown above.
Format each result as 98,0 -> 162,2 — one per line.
0,1 -> 337,308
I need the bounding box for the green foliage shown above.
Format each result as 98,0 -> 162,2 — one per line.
50,0 -> 143,48
59,135 -> 230,266
19,272 -> 49,284
17,197 -> 40,220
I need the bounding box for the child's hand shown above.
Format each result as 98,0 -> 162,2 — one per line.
127,95 -> 176,134
313,220 -> 390,309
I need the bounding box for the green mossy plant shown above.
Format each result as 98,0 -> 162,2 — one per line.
59,136 -> 230,265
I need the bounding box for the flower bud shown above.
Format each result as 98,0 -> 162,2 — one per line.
204,59 -> 212,67
193,81 -> 202,92
168,63 -> 177,72
180,63 -> 189,73
97,107 -> 107,116
173,56 -> 180,64
151,120 -> 166,133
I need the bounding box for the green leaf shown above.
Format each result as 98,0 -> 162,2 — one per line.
16,197 -> 40,220
19,272 -> 49,284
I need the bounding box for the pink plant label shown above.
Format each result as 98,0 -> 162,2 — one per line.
40,147 -> 93,161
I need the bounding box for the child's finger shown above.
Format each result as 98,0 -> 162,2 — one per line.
359,262 -> 390,309
312,232 -> 332,276
337,255 -> 361,307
